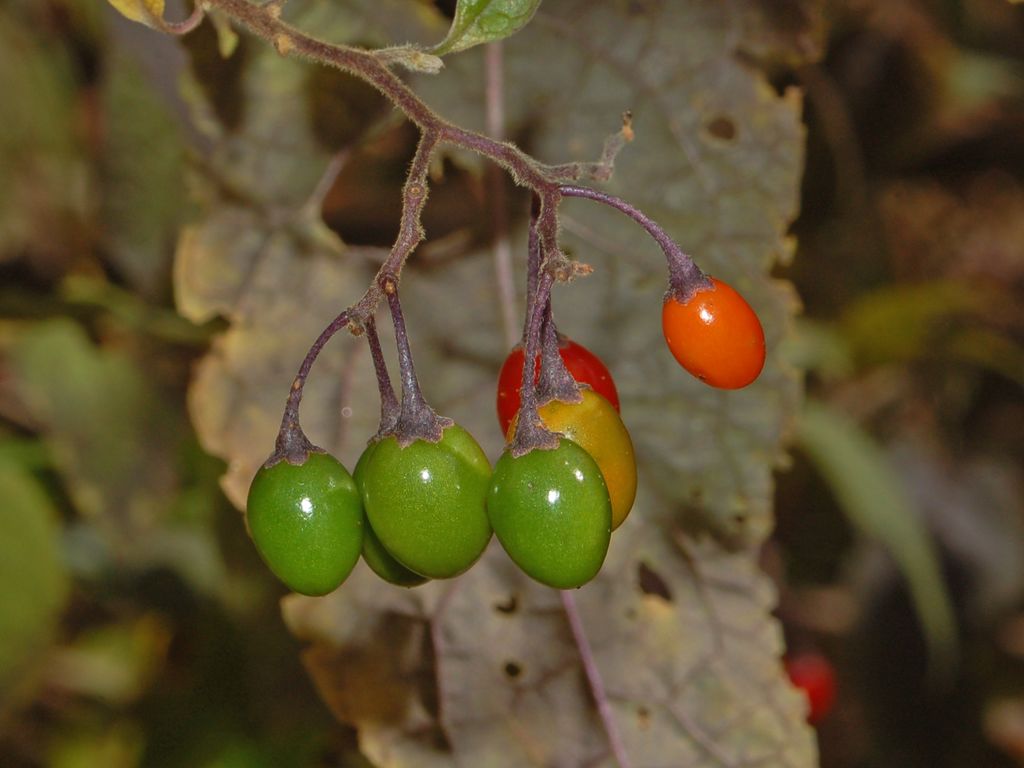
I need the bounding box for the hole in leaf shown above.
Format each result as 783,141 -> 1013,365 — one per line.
181,22 -> 248,131
494,594 -> 518,614
321,123 -> 486,248
637,562 -> 673,602
433,0 -> 456,20
504,660 -> 522,679
307,64 -> 388,152
706,115 -> 737,141
637,705 -> 651,730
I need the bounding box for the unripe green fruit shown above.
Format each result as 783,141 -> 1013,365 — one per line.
359,424 -> 492,579
245,451 -> 364,596
487,439 -> 612,589
354,442 -> 428,587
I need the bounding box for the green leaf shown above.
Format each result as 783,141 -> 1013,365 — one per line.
797,399 -> 958,677
839,280 -> 1024,383
11,321 -> 172,520
432,0 -> 540,55
782,319 -> 854,379
9,320 -> 230,594
105,0 -> 165,29
840,280 -> 991,367
0,462 -> 68,698
47,615 -> 170,704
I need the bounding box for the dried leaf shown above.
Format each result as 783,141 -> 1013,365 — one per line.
376,45 -> 445,74
178,0 -> 818,765
284,511 -> 812,767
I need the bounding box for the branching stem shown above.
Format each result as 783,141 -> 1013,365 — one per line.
198,0 -> 637,449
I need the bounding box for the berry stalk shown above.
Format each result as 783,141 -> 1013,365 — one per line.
383,276 -> 452,445
558,184 -> 713,301
364,315 -> 399,438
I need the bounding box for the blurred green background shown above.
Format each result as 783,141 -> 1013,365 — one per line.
0,1 -> 1022,766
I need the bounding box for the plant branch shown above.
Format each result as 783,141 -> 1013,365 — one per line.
558,184 -> 712,300
526,200 -> 579,406
271,308 -> 355,465
204,0 -> 570,212
536,301 -> 580,406
146,0 -> 206,35
509,267 -> 559,457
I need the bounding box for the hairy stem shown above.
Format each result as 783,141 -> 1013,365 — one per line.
380,129 -> 438,280
536,301 -> 580,406
526,201 -> 578,406
205,0 -> 564,198
364,316 -> 399,438
383,276 -> 452,445
509,267 -> 559,456
558,185 -> 712,300
524,194 -> 541,332
271,308 -> 354,464
147,0 -> 206,35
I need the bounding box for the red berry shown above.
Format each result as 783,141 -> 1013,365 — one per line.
662,277 -> 766,389
785,651 -> 837,724
496,338 -> 620,436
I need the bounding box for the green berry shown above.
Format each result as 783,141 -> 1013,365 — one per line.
354,442 -> 428,587
487,439 -> 611,589
359,423 -> 492,579
246,451 -> 364,596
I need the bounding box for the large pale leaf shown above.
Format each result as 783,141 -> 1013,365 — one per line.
178,0 -> 817,765
414,0 -> 805,543
284,515 -> 811,767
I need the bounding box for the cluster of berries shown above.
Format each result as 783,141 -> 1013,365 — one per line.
244,277 -> 765,596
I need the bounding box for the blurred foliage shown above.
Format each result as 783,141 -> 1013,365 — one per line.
772,2 -> 1024,767
0,0 -> 1021,767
